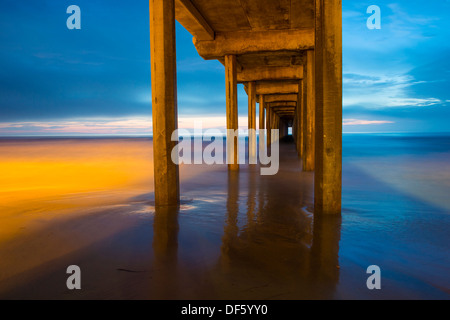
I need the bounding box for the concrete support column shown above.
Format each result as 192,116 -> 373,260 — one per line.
293,114 -> 297,142
225,55 -> 239,170
258,95 -> 266,154
314,0 -> 342,215
304,50 -> 315,171
296,81 -> 304,157
270,110 -> 275,137
259,95 -> 265,130
150,0 -> 179,206
281,119 -> 288,138
279,120 -> 284,139
272,113 -> 279,144
302,67 -> 308,168
295,105 -> 299,154
279,119 -> 284,139
266,105 -> 271,146
248,81 -> 257,164
276,115 -> 280,142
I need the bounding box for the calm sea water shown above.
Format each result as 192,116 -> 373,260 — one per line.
340,133 -> 450,298
0,133 -> 448,299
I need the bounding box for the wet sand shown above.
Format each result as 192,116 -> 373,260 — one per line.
0,136 -> 449,299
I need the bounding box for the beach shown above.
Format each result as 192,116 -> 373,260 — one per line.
0,134 -> 449,299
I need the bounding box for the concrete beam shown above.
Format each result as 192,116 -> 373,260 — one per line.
237,66 -> 303,83
175,0 -> 214,41
270,104 -> 296,109
273,112 -> 295,117
260,94 -> 298,103
277,111 -> 295,114
255,81 -> 300,95
268,102 -> 297,108
277,113 -> 295,117
275,109 -> 295,113
194,29 -> 315,60
237,51 -> 306,68
271,109 -> 296,113
273,112 -> 295,116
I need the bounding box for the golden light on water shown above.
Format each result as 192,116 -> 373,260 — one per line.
0,139 -> 154,241
0,139 -> 153,194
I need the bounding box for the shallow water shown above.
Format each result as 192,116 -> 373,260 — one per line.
0,134 -> 448,299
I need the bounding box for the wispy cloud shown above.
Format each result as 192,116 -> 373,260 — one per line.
0,116 -> 236,135
0,118 -> 153,135
0,116 -> 397,136
343,119 -> 394,126
343,72 -> 443,108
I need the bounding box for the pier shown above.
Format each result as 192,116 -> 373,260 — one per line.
150,0 -> 342,215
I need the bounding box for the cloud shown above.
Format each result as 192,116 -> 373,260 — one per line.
0,116 -> 246,136
0,118 -> 153,135
343,119 -> 394,126
384,98 -> 442,107
341,0 -> 450,131
0,116 -> 399,136
343,72 -> 443,109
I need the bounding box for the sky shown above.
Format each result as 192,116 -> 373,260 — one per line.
0,0 -> 449,135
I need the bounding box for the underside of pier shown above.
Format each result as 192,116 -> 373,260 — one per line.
150,0 -> 342,215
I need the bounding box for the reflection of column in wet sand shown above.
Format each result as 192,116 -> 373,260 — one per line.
256,163 -> 313,282
152,205 -> 179,299
257,173 -> 265,226
246,167 -> 257,233
220,171 -> 240,271
309,215 -> 342,298
220,158 -> 313,290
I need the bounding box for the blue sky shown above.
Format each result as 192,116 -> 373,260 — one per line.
0,0 -> 449,135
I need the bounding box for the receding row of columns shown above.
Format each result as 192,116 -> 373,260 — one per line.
150,0 -> 342,215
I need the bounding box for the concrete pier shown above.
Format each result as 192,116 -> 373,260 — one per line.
151,0 -> 343,215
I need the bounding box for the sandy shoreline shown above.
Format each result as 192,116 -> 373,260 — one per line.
0,137 -> 449,299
